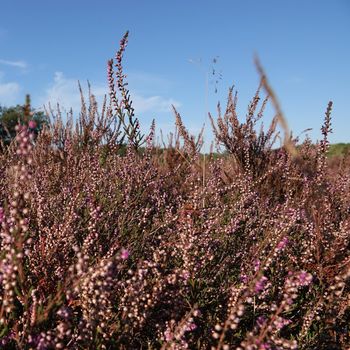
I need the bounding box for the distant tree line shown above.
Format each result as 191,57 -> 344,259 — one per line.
0,101 -> 49,148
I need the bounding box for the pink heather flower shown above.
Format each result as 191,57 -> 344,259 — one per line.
254,276 -> 268,294
164,330 -> 173,342
193,310 -> 201,317
240,274 -> 248,283
254,259 -> 261,272
181,270 -> 190,280
275,317 -> 291,330
0,330 -> 15,347
297,271 -> 313,286
0,207 -> 4,223
120,248 -> 130,260
28,120 -> 37,129
186,323 -> 197,332
277,237 -> 289,250
256,315 -> 266,327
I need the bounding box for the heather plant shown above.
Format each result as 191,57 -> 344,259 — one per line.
0,33 -> 349,349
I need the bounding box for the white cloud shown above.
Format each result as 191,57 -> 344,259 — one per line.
37,72 -> 104,113
38,71 -> 181,116
0,59 -> 28,69
0,72 -> 20,106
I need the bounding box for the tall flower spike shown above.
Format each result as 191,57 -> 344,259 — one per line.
107,31 -> 144,149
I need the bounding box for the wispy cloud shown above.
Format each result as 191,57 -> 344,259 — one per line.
38,71 -> 181,116
37,72 -> 102,113
0,79 -> 20,106
0,59 -> 28,69
0,70 -> 21,106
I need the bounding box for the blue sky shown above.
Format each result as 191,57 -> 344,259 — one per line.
0,0 -> 349,148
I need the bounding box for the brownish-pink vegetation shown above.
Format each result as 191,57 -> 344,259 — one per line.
0,32 -> 349,349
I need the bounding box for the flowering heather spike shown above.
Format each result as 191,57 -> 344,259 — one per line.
146,119 -> 156,150
173,105 -> 199,157
316,101 -> 333,182
106,31 -> 144,149
107,58 -> 119,112
120,248 -> 129,260
0,109 -> 34,324
0,207 -> 4,223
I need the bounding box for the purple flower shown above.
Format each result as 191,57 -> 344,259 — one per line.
297,271 -> 312,286
254,259 -> 261,272
256,315 -> 266,327
164,330 -> 173,342
274,317 -> 291,330
240,274 -> 248,283
120,248 -> 130,260
254,276 -> 268,294
0,330 -> 15,346
181,270 -> 190,281
277,237 -> 289,251
28,120 -> 37,129
186,323 -> 197,332
0,207 -> 4,223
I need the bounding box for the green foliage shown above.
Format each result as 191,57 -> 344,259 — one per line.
327,143 -> 350,158
0,103 -> 49,147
